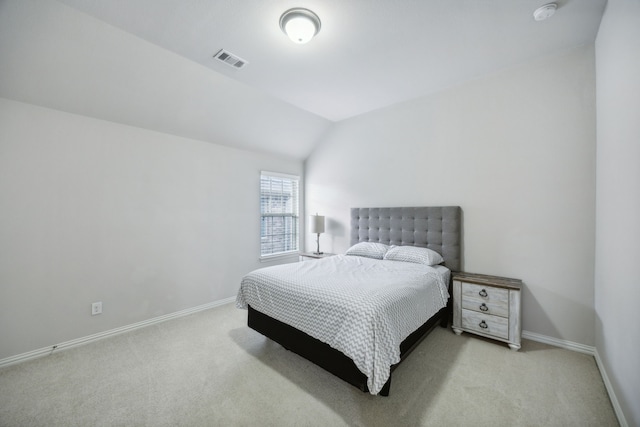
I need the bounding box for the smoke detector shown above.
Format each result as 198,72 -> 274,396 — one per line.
533,3 -> 557,21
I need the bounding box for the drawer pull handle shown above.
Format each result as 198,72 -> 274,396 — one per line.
479,289 -> 488,297
480,303 -> 489,312
479,320 -> 488,329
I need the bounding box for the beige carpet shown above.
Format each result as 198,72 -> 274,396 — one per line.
0,303 -> 618,426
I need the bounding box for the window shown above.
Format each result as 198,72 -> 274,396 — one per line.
260,172 -> 299,257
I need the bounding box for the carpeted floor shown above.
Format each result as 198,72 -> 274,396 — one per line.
0,303 -> 618,426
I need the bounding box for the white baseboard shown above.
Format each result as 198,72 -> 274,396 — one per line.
522,330 -> 595,355
523,330 -> 627,427
0,296 -> 236,369
594,349 -> 629,427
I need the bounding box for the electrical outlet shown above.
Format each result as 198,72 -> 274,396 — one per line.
91,301 -> 102,316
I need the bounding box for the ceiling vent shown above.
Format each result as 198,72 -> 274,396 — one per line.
213,49 -> 248,69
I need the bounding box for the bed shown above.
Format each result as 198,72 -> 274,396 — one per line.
236,206 -> 462,396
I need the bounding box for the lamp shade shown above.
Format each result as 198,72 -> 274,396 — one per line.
310,214 -> 325,234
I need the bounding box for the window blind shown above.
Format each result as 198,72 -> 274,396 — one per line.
260,172 -> 299,256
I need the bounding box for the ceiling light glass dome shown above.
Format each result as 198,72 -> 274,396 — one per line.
279,8 -> 321,44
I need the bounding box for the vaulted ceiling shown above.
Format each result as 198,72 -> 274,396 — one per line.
0,0 -> 606,158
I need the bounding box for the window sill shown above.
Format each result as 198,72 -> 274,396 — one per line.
259,252 -> 300,263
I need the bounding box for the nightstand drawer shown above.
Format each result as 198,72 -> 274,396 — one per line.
461,309 -> 509,340
461,282 -> 509,317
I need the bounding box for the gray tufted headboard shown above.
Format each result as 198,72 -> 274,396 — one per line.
350,206 -> 462,272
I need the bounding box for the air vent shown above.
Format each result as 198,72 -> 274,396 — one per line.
213,49 -> 248,69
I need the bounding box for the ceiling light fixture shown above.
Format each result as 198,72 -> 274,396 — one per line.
533,3 -> 557,21
279,8 -> 321,44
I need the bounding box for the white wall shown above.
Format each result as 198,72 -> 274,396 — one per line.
0,98 -> 302,360
595,0 -> 640,425
306,45 -> 597,346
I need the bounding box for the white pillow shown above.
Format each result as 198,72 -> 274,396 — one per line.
383,245 -> 444,266
345,242 -> 390,260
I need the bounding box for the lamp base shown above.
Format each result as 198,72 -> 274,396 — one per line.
314,232 -> 323,256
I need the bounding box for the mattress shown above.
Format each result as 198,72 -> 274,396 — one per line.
236,254 -> 450,394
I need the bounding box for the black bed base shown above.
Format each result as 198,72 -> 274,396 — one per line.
247,304 -> 449,396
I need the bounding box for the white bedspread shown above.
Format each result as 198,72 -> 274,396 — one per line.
236,255 -> 450,395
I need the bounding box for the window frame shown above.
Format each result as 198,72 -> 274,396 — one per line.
259,171 -> 300,261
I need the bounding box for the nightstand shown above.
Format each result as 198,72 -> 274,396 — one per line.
299,252 -> 335,261
452,272 -> 522,351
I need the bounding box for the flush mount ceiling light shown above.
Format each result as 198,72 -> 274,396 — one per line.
533,3 -> 557,21
279,8 -> 321,44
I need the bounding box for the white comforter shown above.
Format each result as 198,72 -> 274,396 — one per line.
236,254 -> 449,394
